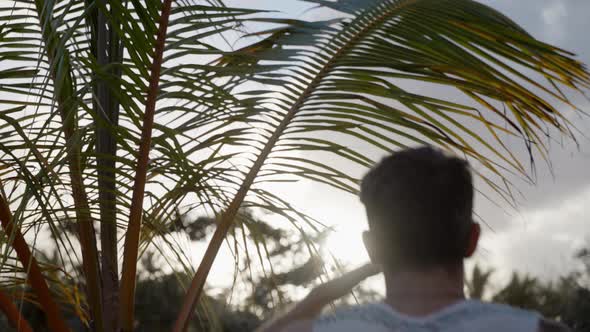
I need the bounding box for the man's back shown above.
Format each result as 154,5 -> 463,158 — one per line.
259,149 -> 572,332
312,300 -> 556,332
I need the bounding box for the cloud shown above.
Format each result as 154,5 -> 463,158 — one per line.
542,1 -> 568,26
476,184 -> 590,281
541,1 -> 568,42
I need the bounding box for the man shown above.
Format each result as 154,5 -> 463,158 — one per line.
257,146 -> 570,332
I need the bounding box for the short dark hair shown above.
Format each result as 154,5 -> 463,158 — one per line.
360,146 -> 473,269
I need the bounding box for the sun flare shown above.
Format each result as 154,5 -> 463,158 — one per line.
323,225 -> 370,266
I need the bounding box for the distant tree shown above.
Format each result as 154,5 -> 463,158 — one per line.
466,245 -> 590,331
561,246 -> 590,331
134,273 -> 262,332
0,208 -> 325,331
563,287 -> 590,332
466,264 -> 494,300
492,272 -> 544,311
459,244 -> 590,332
136,209 -> 328,329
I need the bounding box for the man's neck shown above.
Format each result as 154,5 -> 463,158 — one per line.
383,264 -> 466,317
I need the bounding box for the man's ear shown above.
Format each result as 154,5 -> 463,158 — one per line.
464,222 -> 480,258
362,231 -> 380,263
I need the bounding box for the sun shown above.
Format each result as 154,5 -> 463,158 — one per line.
323,225 -> 370,266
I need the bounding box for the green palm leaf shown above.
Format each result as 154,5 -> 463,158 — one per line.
175,0 -> 590,328
1,0 -> 267,330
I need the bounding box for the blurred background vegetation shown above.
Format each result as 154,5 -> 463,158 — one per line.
1,210 -> 588,331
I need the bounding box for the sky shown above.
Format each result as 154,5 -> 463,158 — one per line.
194,0 -> 590,297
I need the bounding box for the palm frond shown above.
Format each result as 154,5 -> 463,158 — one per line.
1,0 -> 268,329
118,0 -> 175,330
0,192 -> 71,332
0,289 -> 34,332
175,0 -> 590,327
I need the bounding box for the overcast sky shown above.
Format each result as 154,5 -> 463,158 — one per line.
207,0 -> 590,293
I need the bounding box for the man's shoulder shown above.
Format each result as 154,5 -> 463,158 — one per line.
314,303 -> 389,324
313,303 -> 394,332
468,300 -> 538,314
282,320 -> 314,332
277,306 -> 571,332
314,300 -> 544,331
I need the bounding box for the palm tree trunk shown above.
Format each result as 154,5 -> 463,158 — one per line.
92,2 -> 122,331
34,1 -> 103,330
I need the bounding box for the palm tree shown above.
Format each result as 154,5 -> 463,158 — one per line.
0,0 -> 588,331
466,264 -> 494,300
492,272 -> 542,310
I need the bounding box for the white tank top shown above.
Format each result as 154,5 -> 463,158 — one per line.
313,300 -> 541,332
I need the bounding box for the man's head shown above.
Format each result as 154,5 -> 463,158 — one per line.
360,146 -> 480,271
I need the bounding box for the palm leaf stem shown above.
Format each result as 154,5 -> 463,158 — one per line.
172,2 -> 419,331
0,191 -> 71,332
33,1 -> 103,329
0,290 -> 34,332
118,0 -> 173,331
